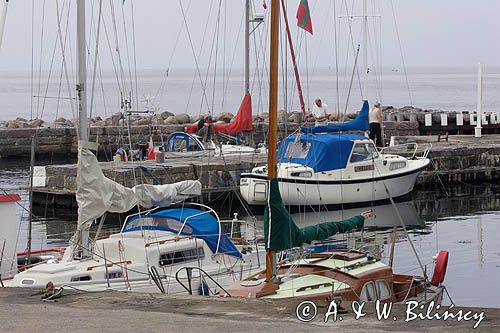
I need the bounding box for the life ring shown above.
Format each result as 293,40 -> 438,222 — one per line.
431,250 -> 449,286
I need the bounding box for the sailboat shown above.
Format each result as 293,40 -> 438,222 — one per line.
222,0 -> 447,303
5,1 -> 264,294
239,1 -> 430,207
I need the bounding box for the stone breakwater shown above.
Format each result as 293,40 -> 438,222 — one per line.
0,119 -> 418,161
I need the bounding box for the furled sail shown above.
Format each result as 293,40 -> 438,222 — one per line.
301,100 -> 369,134
0,0 -> 8,50
76,143 -> 202,232
264,179 -> 364,250
186,93 -> 253,135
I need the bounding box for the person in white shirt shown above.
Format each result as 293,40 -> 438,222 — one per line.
369,101 -> 383,147
312,98 -> 331,126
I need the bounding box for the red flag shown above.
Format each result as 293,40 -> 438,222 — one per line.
296,0 -> 313,35
263,0 -> 267,10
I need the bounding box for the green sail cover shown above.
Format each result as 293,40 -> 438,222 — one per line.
264,179 -> 365,251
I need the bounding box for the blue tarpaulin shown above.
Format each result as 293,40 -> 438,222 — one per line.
301,100 -> 369,134
278,133 -> 366,172
123,208 -> 242,258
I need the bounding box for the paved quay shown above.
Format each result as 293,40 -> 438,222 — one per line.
0,288 -> 498,332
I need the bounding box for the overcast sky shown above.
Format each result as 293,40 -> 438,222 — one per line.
0,0 -> 499,72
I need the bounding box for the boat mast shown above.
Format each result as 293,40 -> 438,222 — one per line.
245,0 -> 250,94
363,0 -> 368,99
76,0 -> 90,256
77,0 -> 88,142
0,0 -> 8,51
265,0 -> 279,282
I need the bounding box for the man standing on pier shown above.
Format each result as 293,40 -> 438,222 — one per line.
313,98 -> 331,126
369,101 -> 383,147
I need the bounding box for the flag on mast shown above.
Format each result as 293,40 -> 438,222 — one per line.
296,0 -> 313,35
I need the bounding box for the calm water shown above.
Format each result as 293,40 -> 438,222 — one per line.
0,158 -> 499,308
1,67 -> 500,122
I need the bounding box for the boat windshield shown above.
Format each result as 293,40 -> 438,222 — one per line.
123,217 -> 193,234
349,142 -> 379,163
284,141 -> 311,159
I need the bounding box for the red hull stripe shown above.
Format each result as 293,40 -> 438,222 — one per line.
0,194 -> 21,203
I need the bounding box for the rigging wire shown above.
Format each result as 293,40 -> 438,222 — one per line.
35,0 -> 46,120
389,0 -> 413,105
89,0 -> 104,121
178,0 -> 212,114
55,0 -> 76,120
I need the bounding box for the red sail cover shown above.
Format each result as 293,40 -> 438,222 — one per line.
186,93 -> 253,134
296,0 -> 313,35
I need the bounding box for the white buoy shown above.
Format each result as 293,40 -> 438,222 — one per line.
475,62 -> 483,138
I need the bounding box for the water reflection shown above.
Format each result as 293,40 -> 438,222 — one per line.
290,200 -> 424,229
1,158 -> 499,307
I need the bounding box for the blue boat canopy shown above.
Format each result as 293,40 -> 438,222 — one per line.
278,133 -> 366,172
301,100 -> 369,134
122,208 -> 241,258
165,132 -> 205,152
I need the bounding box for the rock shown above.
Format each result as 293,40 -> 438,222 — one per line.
252,115 -> 264,122
218,112 -> 234,123
288,112 -> 304,123
164,116 -> 178,125
108,112 -> 123,126
135,118 -> 151,126
7,121 -> 19,128
28,118 -> 44,127
15,117 -> 27,122
174,113 -> 191,124
56,117 -> 67,123
159,111 -> 174,119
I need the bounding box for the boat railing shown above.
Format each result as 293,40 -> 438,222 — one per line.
379,142 -> 432,160
174,266 -> 232,297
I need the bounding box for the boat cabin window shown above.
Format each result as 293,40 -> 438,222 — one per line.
350,142 -> 379,163
124,217 -> 193,234
70,275 -> 92,282
159,247 -> 205,266
360,281 -> 377,302
376,280 -> 391,300
285,141 -> 310,159
106,271 -> 123,279
170,137 -> 199,152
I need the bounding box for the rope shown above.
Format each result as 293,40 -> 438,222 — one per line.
178,0 -> 212,114
389,0 -> 413,105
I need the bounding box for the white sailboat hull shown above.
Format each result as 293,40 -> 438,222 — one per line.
240,156 -> 429,206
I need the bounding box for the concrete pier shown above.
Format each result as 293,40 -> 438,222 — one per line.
0,288 -> 498,332
29,135 -> 500,209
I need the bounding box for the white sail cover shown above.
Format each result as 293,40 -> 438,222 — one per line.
0,0 -> 8,51
76,146 -> 202,231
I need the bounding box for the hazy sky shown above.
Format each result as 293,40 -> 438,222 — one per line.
0,0 -> 499,72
